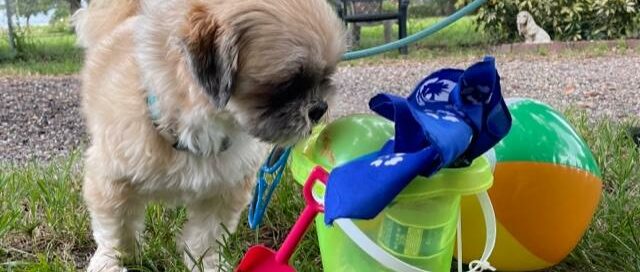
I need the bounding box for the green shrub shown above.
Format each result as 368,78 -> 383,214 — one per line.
381,0 -> 458,18
408,0 -> 457,18
590,0 -> 640,39
456,0 -> 640,43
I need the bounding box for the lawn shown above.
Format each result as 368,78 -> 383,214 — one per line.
7,16 -> 636,76
0,26 -> 82,76
1,112 -> 639,271
356,16 -> 487,50
0,16 -> 487,76
1,13 -> 640,272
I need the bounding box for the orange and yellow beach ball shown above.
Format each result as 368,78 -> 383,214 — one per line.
458,98 -> 602,271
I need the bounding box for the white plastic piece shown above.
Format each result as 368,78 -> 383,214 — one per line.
482,148 -> 497,173
467,191 -> 497,271
457,210 -> 463,272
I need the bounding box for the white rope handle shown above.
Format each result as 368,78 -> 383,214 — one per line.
469,191 -> 497,271
457,209 -> 463,272
314,187 -> 497,271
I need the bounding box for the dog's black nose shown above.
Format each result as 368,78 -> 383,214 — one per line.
308,101 -> 328,123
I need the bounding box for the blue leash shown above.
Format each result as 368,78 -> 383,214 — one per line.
248,147 -> 292,229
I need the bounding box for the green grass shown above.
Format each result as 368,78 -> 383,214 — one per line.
0,150 -> 318,272
0,26 -> 83,76
2,17 -> 638,76
339,16 -> 491,64
0,17 -> 487,76
347,16 -> 640,62
553,112 -> 640,271
1,113 -> 639,271
349,15 -> 488,61
356,16 -> 487,50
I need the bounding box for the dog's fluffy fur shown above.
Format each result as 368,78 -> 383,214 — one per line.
517,11 -> 551,44
74,0 -> 345,271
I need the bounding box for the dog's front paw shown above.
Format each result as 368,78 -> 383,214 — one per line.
87,250 -> 126,272
177,123 -> 232,156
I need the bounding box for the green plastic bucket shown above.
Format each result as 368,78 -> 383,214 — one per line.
289,114 -> 493,272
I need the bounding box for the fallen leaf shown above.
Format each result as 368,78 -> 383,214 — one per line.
563,84 -> 576,95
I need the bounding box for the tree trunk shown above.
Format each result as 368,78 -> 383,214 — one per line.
4,0 -> 16,57
68,0 -> 81,15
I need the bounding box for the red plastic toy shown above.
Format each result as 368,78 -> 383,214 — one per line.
236,166 -> 328,272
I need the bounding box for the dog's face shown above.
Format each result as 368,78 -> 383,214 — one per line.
182,0 -> 346,146
517,11 -> 531,26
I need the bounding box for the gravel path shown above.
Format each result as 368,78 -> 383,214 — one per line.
1,77 -> 83,164
332,55 -> 640,118
2,55 -> 639,164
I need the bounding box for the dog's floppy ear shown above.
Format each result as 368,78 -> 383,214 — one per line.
183,4 -> 238,108
526,13 -> 534,27
516,12 -> 527,35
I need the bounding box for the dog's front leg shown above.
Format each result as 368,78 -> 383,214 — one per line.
84,176 -> 145,272
180,178 -> 253,272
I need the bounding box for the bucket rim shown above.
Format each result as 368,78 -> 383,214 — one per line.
288,114 -> 494,199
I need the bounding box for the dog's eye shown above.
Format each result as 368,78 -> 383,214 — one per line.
277,80 -> 294,91
273,81 -> 297,99
275,72 -> 313,95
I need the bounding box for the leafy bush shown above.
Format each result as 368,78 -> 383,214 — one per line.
408,0 -> 457,18
456,0 -> 640,43
590,0 -> 640,39
352,0 -> 458,18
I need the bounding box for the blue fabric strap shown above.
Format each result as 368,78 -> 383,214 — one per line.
248,147 -> 292,229
324,56 -> 511,224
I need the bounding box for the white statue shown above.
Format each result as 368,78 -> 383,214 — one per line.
517,11 -> 552,44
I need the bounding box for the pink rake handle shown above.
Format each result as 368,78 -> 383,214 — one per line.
274,166 -> 328,264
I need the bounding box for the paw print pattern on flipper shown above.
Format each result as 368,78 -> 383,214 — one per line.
370,153 -> 405,167
423,109 -> 461,123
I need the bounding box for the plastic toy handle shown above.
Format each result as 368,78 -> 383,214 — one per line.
302,166 -> 328,209
274,166 -> 328,264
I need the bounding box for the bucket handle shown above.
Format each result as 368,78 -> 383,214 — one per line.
314,187 -> 497,272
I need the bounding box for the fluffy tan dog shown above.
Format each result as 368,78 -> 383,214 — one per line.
73,0 -> 345,271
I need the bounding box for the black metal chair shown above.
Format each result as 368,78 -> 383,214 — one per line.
335,0 -> 410,54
